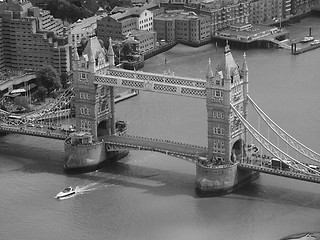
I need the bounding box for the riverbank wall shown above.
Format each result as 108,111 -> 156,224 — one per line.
143,37 -> 212,61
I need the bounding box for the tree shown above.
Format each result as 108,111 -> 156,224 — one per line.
0,104 -> 7,111
122,42 -> 133,58
36,86 -> 48,102
60,73 -> 69,89
14,96 -> 30,112
109,0 -> 121,9
36,65 -> 62,94
45,0 -> 92,23
78,37 -> 88,55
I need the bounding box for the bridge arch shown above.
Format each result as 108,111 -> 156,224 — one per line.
97,119 -> 111,137
231,138 -> 246,162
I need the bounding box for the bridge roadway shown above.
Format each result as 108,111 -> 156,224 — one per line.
238,162 -> 320,184
1,123 -> 320,184
103,134 -> 208,162
0,125 -> 67,140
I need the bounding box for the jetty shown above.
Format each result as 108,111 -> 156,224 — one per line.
115,90 -> 139,103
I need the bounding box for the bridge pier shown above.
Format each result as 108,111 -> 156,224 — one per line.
195,163 -> 259,196
64,133 -> 128,172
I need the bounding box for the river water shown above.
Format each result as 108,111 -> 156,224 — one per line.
1,17 -> 320,240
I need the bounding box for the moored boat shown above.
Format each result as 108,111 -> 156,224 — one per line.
116,120 -> 127,134
301,36 -> 314,43
311,40 -> 320,45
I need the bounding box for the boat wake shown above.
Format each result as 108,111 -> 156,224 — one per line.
75,182 -> 99,194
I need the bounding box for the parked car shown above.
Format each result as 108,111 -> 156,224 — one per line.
48,126 -> 56,130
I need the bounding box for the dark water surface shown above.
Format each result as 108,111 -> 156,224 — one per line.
1,17 -> 320,240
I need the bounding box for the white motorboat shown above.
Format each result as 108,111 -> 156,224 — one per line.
55,187 -> 76,199
311,39 -> 320,45
301,36 -> 314,43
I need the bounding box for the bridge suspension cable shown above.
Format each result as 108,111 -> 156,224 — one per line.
231,105 -> 320,176
22,86 -> 75,122
248,95 -> 320,164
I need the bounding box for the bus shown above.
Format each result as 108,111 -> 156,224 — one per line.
268,158 -> 290,171
8,115 -> 22,120
8,115 -> 22,124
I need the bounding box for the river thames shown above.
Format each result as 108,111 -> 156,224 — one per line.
1,17 -> 320,240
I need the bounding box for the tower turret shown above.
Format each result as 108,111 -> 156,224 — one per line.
72,42 -> 79,71
206,58 -> 214,81
87,37 -> 96,73
241,52 -> 249,98
107,37 -> 115,68
206,58 -> 214,162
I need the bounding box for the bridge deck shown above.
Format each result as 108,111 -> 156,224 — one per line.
0,125 -> 67,140
239,163 -> 320,184
104,135 -> 208,160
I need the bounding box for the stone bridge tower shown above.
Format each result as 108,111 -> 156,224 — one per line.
205,44 -> 249,165
196,45 -> 257,196
72,37 -> 115,140
64,37 -> 128,170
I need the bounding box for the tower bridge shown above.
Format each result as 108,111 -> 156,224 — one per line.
1,36 -> 320,196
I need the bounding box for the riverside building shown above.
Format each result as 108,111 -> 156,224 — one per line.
69,15 -> 106,45
185,0 -> 250,34
0,0 -> 71,74
97,3 -> 164,42
249,0 -> 283,24
97,7 -> 154,41
154,10 -> 211,45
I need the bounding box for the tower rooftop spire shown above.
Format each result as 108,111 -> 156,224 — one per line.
87,37 -> 95,63
224,40 -> 230,54
242,52 -> 248,72
73,42 -> 79,61
206,58 -> 213,79
108,37 -> 114,56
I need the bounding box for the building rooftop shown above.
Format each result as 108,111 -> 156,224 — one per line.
130,29 -> 156,38
70,14 -> 105,32
0,0 -> 33,14
199,0 -> 249,11
219,24 -> 278,37
110,3 -> 160,21
82,36 -> 106,60
155,10 -> 206,21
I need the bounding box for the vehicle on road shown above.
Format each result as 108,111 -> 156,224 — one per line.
48,126 -> 56,130
268,158 -> 290,171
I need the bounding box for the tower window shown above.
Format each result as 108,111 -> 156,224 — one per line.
80,73 -> 87,79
